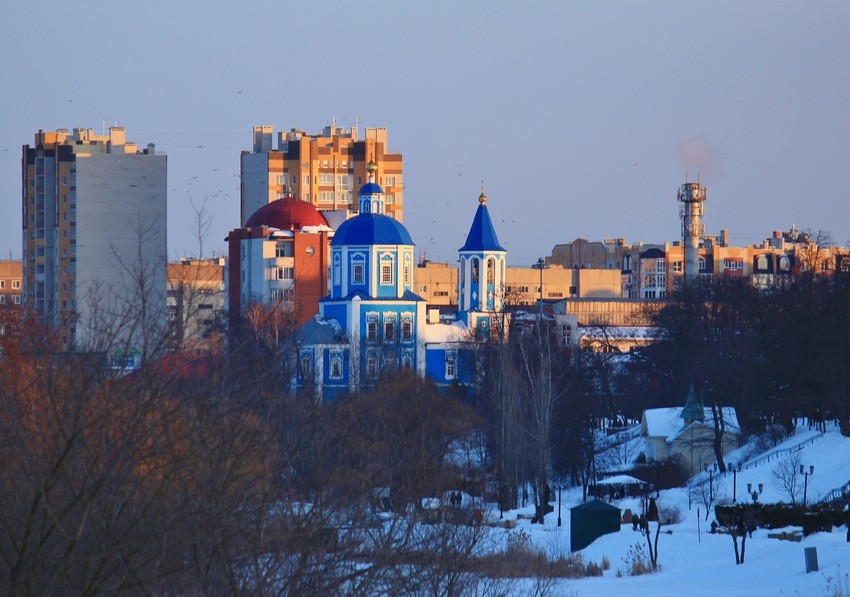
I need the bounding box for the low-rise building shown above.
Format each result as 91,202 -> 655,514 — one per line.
640,388 -> 741,475
0,260 -> 23,308
167,258 -> 226,353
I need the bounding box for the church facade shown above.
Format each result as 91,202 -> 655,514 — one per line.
294,165 -> 506,398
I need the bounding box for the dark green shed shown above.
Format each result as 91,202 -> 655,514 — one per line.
570,499 -> 621,552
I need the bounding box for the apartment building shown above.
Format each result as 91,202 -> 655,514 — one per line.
414,261 -> 621,307
167,258 -> 226,353
0,260 -> 23,308
226,195 -> 332,334
22,127 -> 167,352
241,125 -> 403,227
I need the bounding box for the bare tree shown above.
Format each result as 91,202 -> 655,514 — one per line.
514,316 -> 572,522
189,194 -> 213,259
771,451 -> 803,504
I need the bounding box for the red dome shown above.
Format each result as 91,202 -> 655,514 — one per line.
246,197 -> 329,230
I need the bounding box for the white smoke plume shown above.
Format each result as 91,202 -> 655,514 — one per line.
675,135 -> 723,181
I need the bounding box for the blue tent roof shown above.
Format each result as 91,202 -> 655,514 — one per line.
332,213 -> 414,246
459,202 -> 505,252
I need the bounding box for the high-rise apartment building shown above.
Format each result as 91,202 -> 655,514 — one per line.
22,127 -> 167,353
240,125 -> 403,227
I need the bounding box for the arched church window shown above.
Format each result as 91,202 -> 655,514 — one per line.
778,255 -> 790,271
757,254 -> 768,271
472,258 -> 479,284
330,356 -> 342,379
300,353 -> 312,380
487,258 -> 495,284
381,263 -> 394,285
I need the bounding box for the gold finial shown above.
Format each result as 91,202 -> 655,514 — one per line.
478,181 -> 487,205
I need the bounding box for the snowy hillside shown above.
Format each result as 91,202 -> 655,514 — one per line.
498,423 -> 850,596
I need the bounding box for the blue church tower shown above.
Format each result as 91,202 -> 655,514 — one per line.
294,175 -> 509,398
297,162 -> 427,396
457,187 -> 507,337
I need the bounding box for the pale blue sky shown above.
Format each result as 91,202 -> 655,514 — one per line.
2,1 -> 848,266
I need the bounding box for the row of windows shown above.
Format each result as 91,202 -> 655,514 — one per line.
366,319 -> 413,342
317,191 -> 354,204
461,257 -> 498,285
364,351 -> 415,380
0,280 -> 21,289
343,258 -> 409,288
272,266 -> 294,280
0,295 -> 21,304
271,288 -> 294,302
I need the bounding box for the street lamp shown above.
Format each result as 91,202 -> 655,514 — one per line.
747,482 -> 764,504
799,464 -> 815,506
704,462 -> 717,501
531,257 -> 549,316
727,462 -> 742,502
557,483 -> 563,527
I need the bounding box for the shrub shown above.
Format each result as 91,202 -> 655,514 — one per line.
658,504 -> 682,525
715,503 -> 844,535
618,543 -> 654,577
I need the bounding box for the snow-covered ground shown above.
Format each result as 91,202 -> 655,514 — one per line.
493,423 -> 850,596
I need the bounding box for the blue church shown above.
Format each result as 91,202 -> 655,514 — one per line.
294,163 -> 507,398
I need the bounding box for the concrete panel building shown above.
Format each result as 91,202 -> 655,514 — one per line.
22,127 -> 167,354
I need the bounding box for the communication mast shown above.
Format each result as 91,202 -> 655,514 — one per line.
677,181 -> 707,284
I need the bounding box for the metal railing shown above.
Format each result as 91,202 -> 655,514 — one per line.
819,481 -> 850,505
741,432 -> 824,470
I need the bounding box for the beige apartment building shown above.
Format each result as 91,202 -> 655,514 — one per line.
414,261 -> 622,307
167,258 -> 226,353
0,260 -> 23,307
241,125 -> 403,228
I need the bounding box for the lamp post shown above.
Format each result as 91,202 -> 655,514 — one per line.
727,462 -> 742,502
704,462 -> 717,501
747,482 -> 763,504
557,483 -> 563,527
531,257 -> 548,317
799,464 -> 815,506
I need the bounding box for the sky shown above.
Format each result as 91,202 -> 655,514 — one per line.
505,422 -> 850,596
1,1 -> 848,267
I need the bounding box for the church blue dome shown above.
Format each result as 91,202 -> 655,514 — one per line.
332,213 -> 414,246
359,181 -> 384,195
